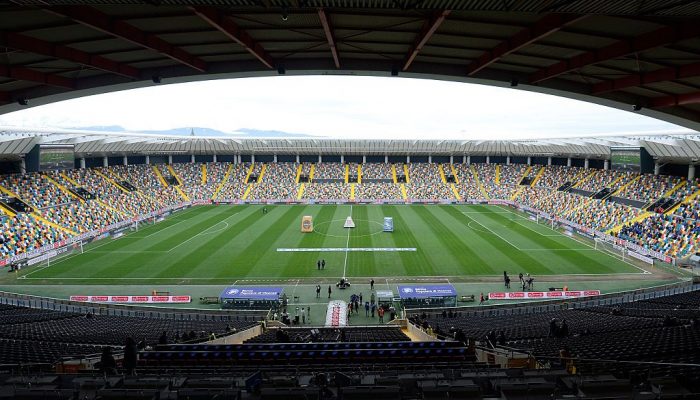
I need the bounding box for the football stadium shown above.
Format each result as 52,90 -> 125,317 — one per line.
2,1 -> 700,398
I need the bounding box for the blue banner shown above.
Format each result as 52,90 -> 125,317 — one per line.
219,286 -> 284,300
397,284 -> 457,299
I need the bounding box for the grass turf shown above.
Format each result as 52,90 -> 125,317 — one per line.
9,204 -> 646,286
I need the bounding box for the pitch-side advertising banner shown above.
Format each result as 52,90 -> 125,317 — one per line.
69,295 -> 191,303
488,290 -> 601,300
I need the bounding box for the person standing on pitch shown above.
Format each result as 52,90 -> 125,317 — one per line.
370,279 -> 375,290
317,260 -> 321,270
328,285 -> 332,299
322,259 -> 326,270
316,285 -> 321,298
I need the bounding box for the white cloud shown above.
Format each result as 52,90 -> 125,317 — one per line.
0,75 -> 691,139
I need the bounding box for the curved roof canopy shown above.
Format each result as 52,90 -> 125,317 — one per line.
1,1 -> 700,132
2,128 -> 700,163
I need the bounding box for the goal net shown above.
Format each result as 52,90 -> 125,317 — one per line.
594,238 -> 626,261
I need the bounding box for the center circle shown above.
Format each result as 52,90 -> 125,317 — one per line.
313,219 -> 385,238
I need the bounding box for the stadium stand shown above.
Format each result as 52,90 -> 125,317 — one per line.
245,326 -> 410,343
302,182 -> 350,200
355,182 -> 403,200
6,161 -> 700,262
313,162 -> 345,181
215,163 -> 251,201
361,163 -> 393,181
247,162 -> 298,200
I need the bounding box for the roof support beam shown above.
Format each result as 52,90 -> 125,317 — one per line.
45,6 -> 207,72
403,10 -> 450,71
650,91 -> 700,108
318,8 -> 340,69
592,61 -> 700,94
0,32 -> 140,80
0,64 -> 74,88
466,13 -> 583,76
191,7 -> 274,69
529,22 -> 700,84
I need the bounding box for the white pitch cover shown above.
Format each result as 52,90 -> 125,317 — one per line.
344,216 -> 355,228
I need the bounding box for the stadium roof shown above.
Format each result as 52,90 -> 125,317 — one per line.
1,1 -> 700,133
2,127 -> 700,162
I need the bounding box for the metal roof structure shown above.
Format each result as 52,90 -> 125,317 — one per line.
1,0 -> 700,133
2,127 -> 700,162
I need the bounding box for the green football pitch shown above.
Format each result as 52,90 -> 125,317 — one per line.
10,204 -> 652,286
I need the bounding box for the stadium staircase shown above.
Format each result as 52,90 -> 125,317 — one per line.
0,185 -> 34,214
0,202 -> 16,218
530,167 -> 545,187
294,164 -> 302,183
510,187 -> 523,201
308,163 -> 315,182
43,174 -> 85,203
165,165 -> 191,202
58,173 -> 96,200
572,169 -> 596,189
592,174 -> 628,200
94,170 -> 130,193
357,164 -> 362,183
257,163 -> 267,183
516,166 -> 532,186
243,163 -> 255,184
665,187 -> 700,216
403,164 -> 411,183
495,165 -> 501,184
644,179 -> 688,211
296,183 -> 305,200
400,183 -> 408,200
350,183 -> 356,200
61,172 -> 124,215
450,164 -> 460,184
450,183 -> 461,200
607,211 -> 653,234
151,165 -> 169,187
604,175 -> 641,205
344,164 -> 349,183
31,212 -> 77,235
212,163 -> 233,200
469,165 -> 490,199
391,164 -> 398,183
438,164 -> 448,183
201,163 -> 207,185
242,184 -> 253,200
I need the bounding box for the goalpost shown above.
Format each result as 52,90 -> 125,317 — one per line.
594,238 -> 626,261
45,241 -> 84,268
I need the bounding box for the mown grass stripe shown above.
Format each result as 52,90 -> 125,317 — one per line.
443,206 -> 555,275
476,206 -> 622,273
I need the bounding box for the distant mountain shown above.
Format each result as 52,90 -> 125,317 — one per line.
233,128 -> 314,138
71,126 -> 316,138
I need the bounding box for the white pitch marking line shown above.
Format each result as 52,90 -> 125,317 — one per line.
139,207 -> 199,238
21,269 -> 653,282
19,232 -> 120,279
167,210 -> 240,252
342,204 -> 352,279
463,213 -> 523,250
496,205 -> 651,275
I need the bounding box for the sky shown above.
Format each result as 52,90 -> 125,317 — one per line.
0,75 -> 692,140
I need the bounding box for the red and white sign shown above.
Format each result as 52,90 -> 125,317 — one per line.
325,300 -> 347,327
69,295 -> 191,304
488,290 -> 600,300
